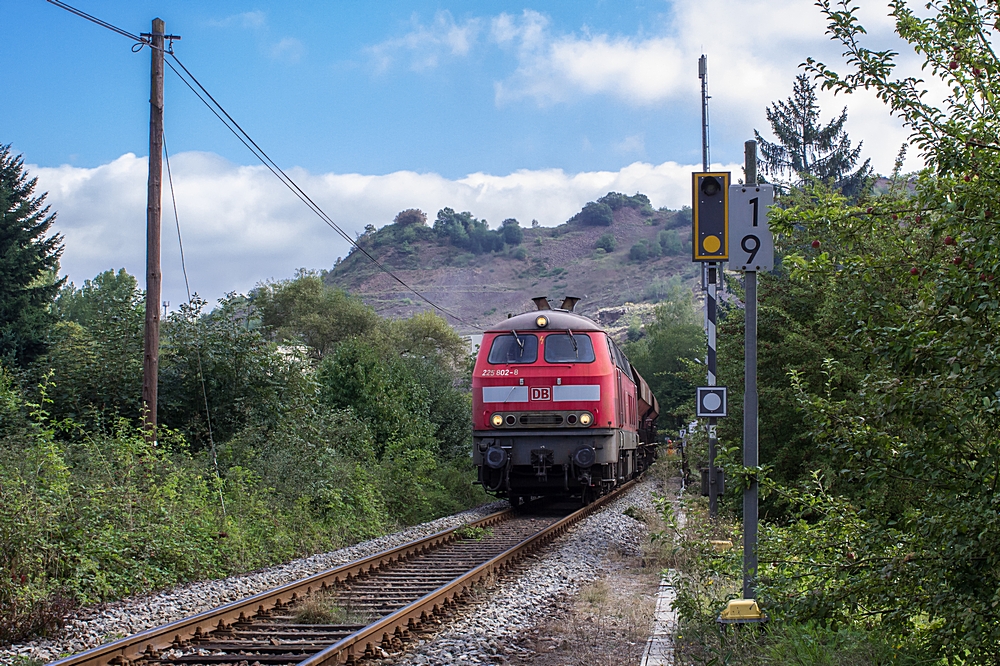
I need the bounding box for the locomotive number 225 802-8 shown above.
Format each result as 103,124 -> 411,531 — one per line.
481,368 -> 519,377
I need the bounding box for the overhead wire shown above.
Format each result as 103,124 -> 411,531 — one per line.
163,134 -> 226,519
44,0 -> 476,328
165,54 -> 474,327
45,0 -> 145,42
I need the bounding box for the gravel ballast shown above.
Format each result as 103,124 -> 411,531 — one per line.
0,502 -> 506,665
376,477 -> 659,665
3,478 -> 662,666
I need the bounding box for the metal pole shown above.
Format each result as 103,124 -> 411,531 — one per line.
697,54 -> 719,517
743,140 -> 759,599
142,18 -> 165,443
699,55 -> 710,171
707,263 -> 718,518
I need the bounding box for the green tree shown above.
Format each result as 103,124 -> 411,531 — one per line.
402,356 -> 471,460
715,240 -> 857,497
729,3 -> 1000,650
570,201 -> 613,226
159,294 -> 301,448
40,269 -> 145,423
754,74 -> 871,197
316,337 -> 434,458
389,311 -> 469,373
256,272 -> 381,358
597,191 -> 653,213
666,205 -> 692,230
624,285 -> 703,419
433,208 -> 505,254
501,218 -> 523,246
0,145 -> 65,367
393,208 -> 427,227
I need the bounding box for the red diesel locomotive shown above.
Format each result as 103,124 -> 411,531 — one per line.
472,297 -> 659,504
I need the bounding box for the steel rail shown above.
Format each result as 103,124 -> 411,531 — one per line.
295,477 -> 639,665
48,510 -> 511,666
50,478 -> 639,666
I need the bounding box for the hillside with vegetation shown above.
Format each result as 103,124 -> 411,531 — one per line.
324,192 -> 699,333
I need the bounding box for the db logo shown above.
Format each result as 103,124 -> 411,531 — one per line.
530,387 -> 552,401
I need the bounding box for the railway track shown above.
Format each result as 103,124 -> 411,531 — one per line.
50,479 -> 639,666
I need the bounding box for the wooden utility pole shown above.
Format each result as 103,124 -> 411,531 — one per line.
142,18 -> 165,442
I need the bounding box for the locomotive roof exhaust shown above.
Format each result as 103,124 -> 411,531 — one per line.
560,297 -> 580,312
532,296 -> 580,312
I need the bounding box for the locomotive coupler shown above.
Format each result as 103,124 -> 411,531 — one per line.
530,449 -> 554,481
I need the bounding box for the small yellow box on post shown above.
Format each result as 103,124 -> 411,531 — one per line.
709,540 -> 733,553
718,598 -> 767,625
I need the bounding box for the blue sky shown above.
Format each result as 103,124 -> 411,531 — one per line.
0,1 -> 919,307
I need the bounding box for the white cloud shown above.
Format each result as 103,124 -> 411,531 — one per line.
614,134 -> 645,155
208,11 -> 266,29
493,10 -> 685,106
31,152 -> 737,308
270,37 -> 304,63
491,2 -> 903,108
368,11 -> 482,73
363,3 -> 935,173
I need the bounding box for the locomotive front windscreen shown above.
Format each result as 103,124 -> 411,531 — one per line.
543,334 -> 596,363
487,333 -> 539,364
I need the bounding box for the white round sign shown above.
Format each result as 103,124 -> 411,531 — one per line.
702,392 -> 722,412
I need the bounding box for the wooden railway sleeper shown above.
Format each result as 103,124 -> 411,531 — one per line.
51,491 -> 643,666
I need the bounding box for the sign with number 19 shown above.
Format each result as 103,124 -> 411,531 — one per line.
728,184 -> 774,271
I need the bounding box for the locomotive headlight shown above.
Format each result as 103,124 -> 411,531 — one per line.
535,315 -> 548,328
579,412 -> 593,426
491,414 -> 504,427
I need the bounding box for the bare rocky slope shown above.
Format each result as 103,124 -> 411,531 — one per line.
324,203 -> 698,336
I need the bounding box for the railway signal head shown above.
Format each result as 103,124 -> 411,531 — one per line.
692,172 -> 730,262
696,386 -> 728,417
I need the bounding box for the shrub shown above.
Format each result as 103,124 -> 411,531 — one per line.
434,208 -> 505,254
643,275 -> 683,302
658,229 -> 682,255
597,191 -> 653,213
393,208 -> 427,226
629,239 -> 661,262
570,201 -> 614,226
596,232 -> 617,252
663,206 -> 693,229
501,218 -> 523,245
627,318 -> 644,341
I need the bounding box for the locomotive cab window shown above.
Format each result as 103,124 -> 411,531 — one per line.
488,333 -> 538,364
608,339 -> 636,380
543,333 -> 596,363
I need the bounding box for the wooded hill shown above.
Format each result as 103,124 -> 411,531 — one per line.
324,193 -> 698,334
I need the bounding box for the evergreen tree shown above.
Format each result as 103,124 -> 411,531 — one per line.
0,145 -> 64,367
754,74 -> 871,196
